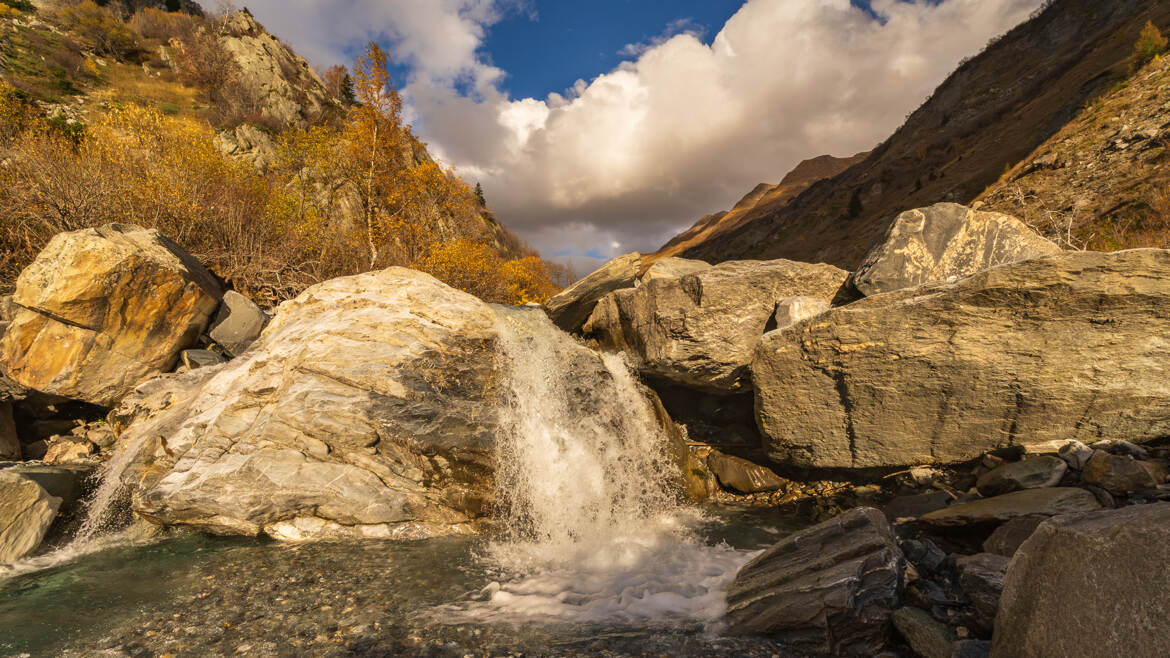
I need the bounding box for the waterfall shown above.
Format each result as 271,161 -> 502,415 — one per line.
453,307 -> 753,624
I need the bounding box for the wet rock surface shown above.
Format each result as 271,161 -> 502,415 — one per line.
725,507 -> 904,655
707,451 -> 787,494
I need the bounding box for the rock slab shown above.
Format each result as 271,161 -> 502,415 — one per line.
754,249 -> 1170,469
851,203 -> 1060,297
0,470 -> 61,564
208,290 -> 268,356
726,507 -> 904,655
0,224 -> 222,407
992,503 -> 1170,658
975,457 -> 1067,497
918,488 -> 1101,527
586,259 -> 848,392
543,252 -> 641,332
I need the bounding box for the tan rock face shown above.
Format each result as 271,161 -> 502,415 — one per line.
754,249 -> 1170,469
543,252 -> 642,332
585,259 -> 848,392
851,203 -> 1061,297
992,504 -> 1170,658
0,225 -> 222,407
0,471 -> 61,564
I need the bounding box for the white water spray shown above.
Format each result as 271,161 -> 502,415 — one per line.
455,307 -> 753,624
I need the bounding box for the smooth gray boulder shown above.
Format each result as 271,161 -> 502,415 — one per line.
851,203 -> 1060,297
208,290 -> 268,356
992,504 -> 1170,658
585,259 -> 848,392
754,249 -> 1170,469
543,252 -> 641,332
918,488 -> 1100,527
726,507 -> 904,655
975,457 -> 1067,497
706,451 -> 786,494
637,257 -> 710,284
0,470 -> 61,563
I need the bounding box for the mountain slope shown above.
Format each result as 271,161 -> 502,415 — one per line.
673,0 -> 1170,269
647,152 -> 867,265
977,55 -> 1170,250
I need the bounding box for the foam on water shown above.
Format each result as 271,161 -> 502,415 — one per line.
448,307 -> 756,625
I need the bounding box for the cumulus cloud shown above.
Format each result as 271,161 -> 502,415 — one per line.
243,0 -> 1044,264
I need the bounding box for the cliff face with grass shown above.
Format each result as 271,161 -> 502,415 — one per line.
667,0 -> 1170,269
0,1 -> 561,305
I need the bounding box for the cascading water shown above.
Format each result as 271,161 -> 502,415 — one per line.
451,307 -> 755,624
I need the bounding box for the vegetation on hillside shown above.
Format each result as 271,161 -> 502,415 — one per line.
0,1 -> 562,305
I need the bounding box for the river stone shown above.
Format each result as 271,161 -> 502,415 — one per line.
918,488 -> 1101,527
991,503 -> 1170,658
208,290 -> 268,356
754,249 -> 1170,469
975,457 -> 1067,497
0,401 -> 18,460
851,203 -> 1060,297
543,252 -> 641,332
892,606 -> 956,658
638,257 -> 711,283
0,224 -> 222,407
956,553 -> 1009,630
982,515 -> 1046,557
706,451 -> 786,494
585,259 -> 848,393
1089,439 -> 1149,459
725,507 -> 904,655
1081,450 -> 1164,496
0,470 -> 61,563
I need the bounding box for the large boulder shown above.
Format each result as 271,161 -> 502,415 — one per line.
0,470 -> 61,564
851,203 -> 1060,297
543,252 -> 642,332
725,507 -> 904,655
585,260 -> 848,392
638,257 -> 711,283
111,268 -> 687,542
992,503 -> 1170,658
0,225 -> 222,407
754,249 -> 1170,469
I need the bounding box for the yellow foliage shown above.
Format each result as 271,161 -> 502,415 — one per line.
54,1 -> 137,57
412,240 -> 561,305
500,256 -> 561,305
1133,21 -> 1168,71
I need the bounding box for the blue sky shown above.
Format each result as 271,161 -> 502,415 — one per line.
481,1 -> 745,100
244,0 -> 1043,269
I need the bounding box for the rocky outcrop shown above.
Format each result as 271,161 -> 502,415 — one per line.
215,123 -> 277,171
992,504 -> 1170,658
753,249 -> 1170,469
850,203 -> 1060,296
112,268 -> 500,541
585,259 -> 848,392
0,224 -> 222,407
725,507 -> 904,655
917,488 -> 1101,527
208,290 -> 267,356
0,470 -> 61,563
111,267 -> 688,541
543,252 -> 642,332
218,11 -> 335,129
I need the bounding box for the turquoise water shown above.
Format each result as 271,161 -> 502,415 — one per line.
0,506 -> 803,657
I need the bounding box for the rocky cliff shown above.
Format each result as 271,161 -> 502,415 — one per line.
667,0 -> 1170,269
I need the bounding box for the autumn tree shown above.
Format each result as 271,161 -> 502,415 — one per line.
54,1 -> 138,57
1132,21 -> 1168,71
321,64 -> 356,103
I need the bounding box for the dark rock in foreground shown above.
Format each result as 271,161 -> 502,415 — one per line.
992,503 -> 1170,658
725,507 -> 904,655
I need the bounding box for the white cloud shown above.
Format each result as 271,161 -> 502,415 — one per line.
242,0 -> 1044,263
